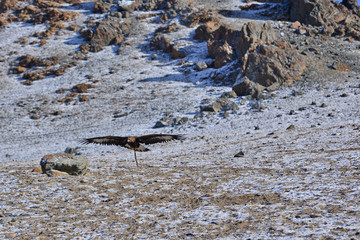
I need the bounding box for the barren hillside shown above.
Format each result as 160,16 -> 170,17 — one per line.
0,0 -> 359,238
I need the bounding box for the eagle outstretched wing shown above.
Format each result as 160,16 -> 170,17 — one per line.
137,134 -> 184,145
81,136 -> 128,147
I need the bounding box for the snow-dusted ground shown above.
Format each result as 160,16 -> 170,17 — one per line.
0,0 -> 360,238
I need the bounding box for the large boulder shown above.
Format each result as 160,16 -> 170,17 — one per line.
234,22 -> 306,94
183,9 -> 218,27
237,21 -> 277,64
207,40 -> 233,68
289,0 -> 346,26
213,25 -> 241,46
232,76 -> 265,99
87,17 -> 132,52
242,41 -> 306,91
150,34 -> 186,59
194,21 -> 220,41
0,0 -> 17,13
93,0 -> 112,13
40,153 -> 89,176
288,0 -> 360,40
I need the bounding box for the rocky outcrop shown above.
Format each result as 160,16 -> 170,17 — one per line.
83,17 -> 132,52
150,34 -> 186,59
93,0 -> 112,13
155,22 -> 181,34
194,21 -> 220,41
288,0 -> 360,40
0,0 -> 78,32
237,21 -> 277,63
289,0 -> 346,26
40,153 -> 89,176
342,0 -> 360,15
183,9 -> 218,27
233,22 -> 306,95
207,40 -> 233,68
193,20 -> 239,68
213,25 -> 240,46
232,76 -> 265,99
243,41 -> 306,91
0,0 -> 17,12
200,97 -> 238,113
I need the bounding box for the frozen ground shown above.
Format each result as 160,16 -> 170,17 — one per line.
0,0 -> 360,238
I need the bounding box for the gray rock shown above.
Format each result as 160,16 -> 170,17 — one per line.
289,0 -> 346,26
220,90 -> 238,98
195,61 -> 207,71
177,117 -> 189,125
64,147 -> 80,154
237,21 -> 277,60
234,151 -> 245,157
153,120 -> 169,128
200,102 -> 222,112
0,217 -> 14,224
232,76 -> 265,98
40,153 -> 89,176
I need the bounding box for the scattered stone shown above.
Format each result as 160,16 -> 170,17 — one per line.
295,28 -> 307,35
155,22 -> 181,34
221,90 -> 238,98
330,61 -> 352,72
0,217 -> 14,225
320,103 -> 327,108
340,93 -> 349,97
177,117 -> 189,125
64,147 -> 80,154
298,107 -> 306,111
200,101 -> 222,112
234,151 -> 245,157
11,66 -> 27,73
207,40 -> 233,68
153,120 -> 169,128
30,115 -> 41,120
50,169 -> 70,177
40,153 -> 89,176
251,100 -> 264,111
292,90 -> 304,96
86,18 -> 132,52
32,167 -> 43,174
195,61 -> 207,71
183,9 -> 218,28
150,34 -> 186,59
93,0 -> 112,13
290,21 -> 301,29
232,76 -> 265,98
72,83 -> 94,93
287,124 -> 295,130
194,21 -> 220,41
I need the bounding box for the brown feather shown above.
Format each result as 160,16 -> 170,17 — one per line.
137,134 -> 184,145
81,136 -> 128,147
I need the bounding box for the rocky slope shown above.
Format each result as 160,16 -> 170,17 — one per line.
0,0 -> 359,238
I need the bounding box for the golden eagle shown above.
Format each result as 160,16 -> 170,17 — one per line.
81,134 -> 184,167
